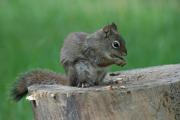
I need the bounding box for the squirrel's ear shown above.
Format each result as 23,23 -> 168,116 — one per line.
103,24 -> 111,37
111,22 -> 118,31
103,25 -> 110,33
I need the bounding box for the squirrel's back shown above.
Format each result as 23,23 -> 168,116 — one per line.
60,32 -> 89,65
11,69 -> 69,101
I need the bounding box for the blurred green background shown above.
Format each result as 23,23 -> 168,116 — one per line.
0,0 -> 179,119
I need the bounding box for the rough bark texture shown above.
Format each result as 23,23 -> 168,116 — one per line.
28,64 -> 180,120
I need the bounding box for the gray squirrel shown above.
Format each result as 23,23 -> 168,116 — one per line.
11,23 -> 127,101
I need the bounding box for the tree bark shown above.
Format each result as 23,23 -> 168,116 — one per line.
28,64 -> 180,120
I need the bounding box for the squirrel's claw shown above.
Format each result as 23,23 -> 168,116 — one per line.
77,82 -> 91,88
115,59 -> 126,67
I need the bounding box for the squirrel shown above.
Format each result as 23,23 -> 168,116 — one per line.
10,23 -> 127,101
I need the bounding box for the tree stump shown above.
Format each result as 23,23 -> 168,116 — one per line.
27,64 -> 180,120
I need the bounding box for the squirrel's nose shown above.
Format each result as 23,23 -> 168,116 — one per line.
121,50 -> 127,56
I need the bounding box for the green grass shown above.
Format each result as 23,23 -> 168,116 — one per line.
0,0 -> 180,119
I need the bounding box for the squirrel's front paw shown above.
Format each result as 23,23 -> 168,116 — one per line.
115,59 -> 126,67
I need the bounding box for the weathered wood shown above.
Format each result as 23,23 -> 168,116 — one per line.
28,64 -> 180,120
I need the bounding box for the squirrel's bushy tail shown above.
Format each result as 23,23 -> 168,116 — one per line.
10,69 -> 69,102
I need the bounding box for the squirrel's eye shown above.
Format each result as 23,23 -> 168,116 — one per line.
112,41 -> 120,49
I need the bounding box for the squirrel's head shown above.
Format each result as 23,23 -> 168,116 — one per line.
102,22 -> 127,66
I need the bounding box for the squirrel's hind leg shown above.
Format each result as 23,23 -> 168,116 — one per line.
95,70 -> 107,85
72,60 -> 98,87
